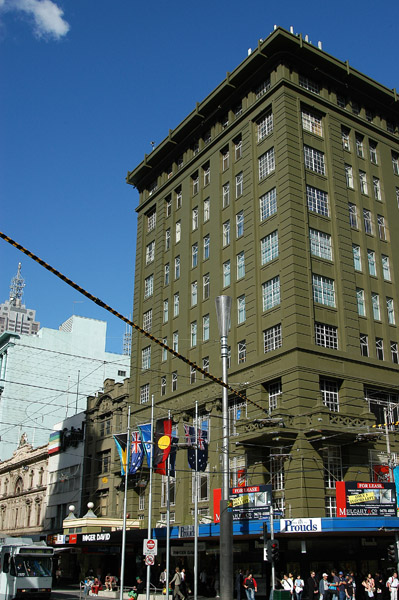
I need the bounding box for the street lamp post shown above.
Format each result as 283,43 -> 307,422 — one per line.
215,296 -> 233,600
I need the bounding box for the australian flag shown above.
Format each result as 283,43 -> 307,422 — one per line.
130,430 -> 144,474
184,424 -> 208,472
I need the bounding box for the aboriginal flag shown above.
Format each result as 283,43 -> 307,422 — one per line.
153,419 -> 172,475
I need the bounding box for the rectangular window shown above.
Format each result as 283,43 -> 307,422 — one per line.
143,309 -> 152,332
236,172 -> 243,197
234,137 -> 242,160
353,245 -> 362,271
268,380 -> 282,411
174,256 -> 180,279
172,371 -> 177,391
165,228 -> 171,250
223,260 -> 231,287
345,164 -> 354,188
260,188 -> 277,220
203,273 -> 210,299
172,332 -> 179,352
223,182 -> 230,207
192,173 -> 199,195
392,151 -> 399,175
387,298 -> 395,325
192,243 -> 198,268
382,255 -> 391,281
302,109 -> 323,136
236,211 -> 244,238
307,186 -> 329,216
360,334 -> 369,357
192,466 -> 209,502
304,145 -> 325,174
144,275 -> 153,299
261,230 -> 278,264
202,356 -> 209,375
373,177 -> 381,201
190,366 -> 196,384
391,342 -> 399,364
356,134 -> 364,158
258,147 -> 275,179
378,215 -> 386,241
315,323 -> 338,349
221,148 -> 229,171
237,252 -> 245,280
203,164 -> 210,186
175,220 -> 181,243
238,340 -> 246,364
367,249 -> 376,276
257,111 -> 274,141
359,171 -> 368,195
190,322 -> 197,347
312,274 -> 336,307
173,292 -> 179,317
371,292 -> 380,320
140,384 -> 150,404
165,197 -> 172,217
262,276 -> 280,310
164,263 -> 170,285
142,346 -> 151,370
341,127 -> 350,150
161,376 -> 166,396
162,338 -> 168,362
396,188 -> 399,208
191,281 -> 198,306
369,140 -> 378,164
256,77 -> 271,98
147,208 -> 156,231
203,314 -> 210,341
363,209 -> 373,234
203,235 -> 210,260
175,188 -> 182,209
337,95 -> 346,108
192,207 -> 199,230
237,296 -> 246,324
356,288 -> 366,316
263,324 -> 282,353
309,228 -> 332,260
163,299 -> 169,323
352,101 -> 360,115
320,379 -> 339,412
323,447 -> 342,487
223,221 -> 230,246
376,338 -> 384,360
299,74 -> 319,94
349,203 -> 358,227
229,400 -> 247,436
203,198 -> 210,222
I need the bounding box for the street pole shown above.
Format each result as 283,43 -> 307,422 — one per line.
166,410 -> 171,599
119,405 -> 131,600
194,401 -> 199,600
215,296 -> 233,600
269,505 -> 275,595
146,395 -> 155,600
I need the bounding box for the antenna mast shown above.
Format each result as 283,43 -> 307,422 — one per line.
9,262 -> 25,306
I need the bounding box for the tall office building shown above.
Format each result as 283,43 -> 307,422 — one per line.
0,263 -> 40,335
125,27 -> 399,569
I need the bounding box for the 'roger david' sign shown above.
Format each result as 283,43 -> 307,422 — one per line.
280,518 -> 322,533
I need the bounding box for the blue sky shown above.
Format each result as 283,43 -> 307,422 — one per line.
1,0 -> 398,354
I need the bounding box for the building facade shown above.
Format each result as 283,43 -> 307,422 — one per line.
0,263 -> 40,336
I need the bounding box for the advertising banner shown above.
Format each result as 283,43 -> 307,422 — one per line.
230,484 -> 272,521
336,481 -> 397,517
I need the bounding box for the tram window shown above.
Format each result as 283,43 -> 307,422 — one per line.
3,553 -> 9,573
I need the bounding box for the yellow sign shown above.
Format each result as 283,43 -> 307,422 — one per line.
233,494 -> 250,508
348,491 -> 375,504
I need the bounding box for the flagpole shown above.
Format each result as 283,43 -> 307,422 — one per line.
166,410 -> 171,599
120,405 -> 131,600
194,401 -> 198,600
146,395 -> 155,600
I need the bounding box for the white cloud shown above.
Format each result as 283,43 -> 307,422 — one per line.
1,0 -> 70,40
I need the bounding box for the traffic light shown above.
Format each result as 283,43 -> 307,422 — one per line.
387,544 -> 397,563
265,540 -> 280,563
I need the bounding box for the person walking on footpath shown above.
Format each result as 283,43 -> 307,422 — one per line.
236,569 -> 244,600
294,575 -> 304,600
243,573 -> 258,600
387,572 -> 399,600
170,567 -> 185,600
319,573 -> 330,600
308,571 -> 319,600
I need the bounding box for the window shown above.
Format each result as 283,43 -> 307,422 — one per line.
299,74 -> 319,94
236,172 -> 243,197
373,177 -> 381,201
237,296 -> 246,324
366,109 -> 373,122
348,202 -> 358,229
143,309 -> 152,332
302,109 -> 323,136
174,256 -> 180,279
161,376 -> 166,396
392,152 -> 399,175
147,208 -> 156,231
261,230 -> 278,264
326,496 -> 337,519
165,197 -> 172,217
315,323 -> 338,349
98,451 -> 111,474
363,209 -> 373,234
260,188 -> 277,220
203,198 -> 210,222
142,346 -> 151,370
262,276 -> 280,311
304,146 -> 325,174
175,220 -> 181,243
173,293 -> 179,317
234,102 -> 242,117
203,235 -> 210,260
164,263 -> 170,285
367,249 -> 376,276
341,127 -> 350,150
369,140 -> 378,164
360,334 -> 369,357
221,148 -> 229,171
190,322 -> 197,347
223,221 -> 230,246
192,140 -> 199,155
203,164 -> 210,186
192,173 -> 199,195
172,371 -> 177,391
238,340 -> 246,364
257,111 -> 273,141
172,332 -> 178,352
356,134 -> 364,158
162,338 -> 167,362
356,288 -> 366,316
223,260 -> 231,287
378,215 -> 387,241
140,384 -> 150,404
359,171 -> 368,195
263,324 -> 282,353
236,211 -> 244,238
307,186 -> 329,216
163,299 -> 169,323
223,182 -> 230,207
352,101 -> 360,115
353,246 -> 362,272
387,122 -> 396,134
191,281 -> 198,306
190,366 -> 196,384
165,228 -> 171,250
371,292 -> 380,320
376,338 -> 384,360
177,155 -> 183,170
192,207 -> 198,230
320,379 -> 339,412
312,275 -> 335,307
203,273 -> 210,299
202,357 -> 209,375
144,275 -> 153,298
229,399 -> 247,436
382,255 -> 391,281
145,241 -> 155,265
192,466 -> 209,502
345,164 -> 354,188
323,447 -> 342,487
139,491 -> 145,511
203,314 -> 210,341
192,243 -> 198,268
309,228 -> 332,260
396,188 -> 399,207
391,342 -> 399,364
256,77 -> 271,98
259,148 -> 275,179
237,252 -> 245,280
337,95 -> 346,108
161,476 -> 176,507
268,380 -> 282,411
175,188 -> 182,209
234,137 -> 242,160
270,453 -> 285,491
387,298 -> 395,325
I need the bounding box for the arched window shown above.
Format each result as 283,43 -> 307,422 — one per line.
14,477 -> 23,495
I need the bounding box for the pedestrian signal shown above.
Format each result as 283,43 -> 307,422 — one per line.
387,544 -> 397,563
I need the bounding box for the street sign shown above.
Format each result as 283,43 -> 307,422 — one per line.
145,554 -> 155,566
143,538 -> 158,555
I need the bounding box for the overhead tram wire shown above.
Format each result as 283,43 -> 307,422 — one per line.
0,231 -> 268,415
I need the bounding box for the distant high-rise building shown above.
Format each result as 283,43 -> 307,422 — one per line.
0,263 -> 40,335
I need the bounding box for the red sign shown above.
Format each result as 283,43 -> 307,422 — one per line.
146,539 -> 155,550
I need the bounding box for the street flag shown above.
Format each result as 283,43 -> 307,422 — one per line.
138,423 -> 152,467
169,437 -> 179,477
130,430 -> 144,474
184,424 -> 208,472
154,418 -> 172,475
113,433 -> 128,475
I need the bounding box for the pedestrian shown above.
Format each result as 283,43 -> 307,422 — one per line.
362,574 -> 375,599
160,569 -> 168,588
91,577 -> 102,596
236,570 -> 244,600
345,576 -> 354,600
308,571 -> 319,600
349,573 -> 357,600
374,573 -> 383,600
294,575 -> 304,600
387,572 -> 399,600
282,575 -> 294,595
243,573 -> 258,600
330,571 -> 339,600
338,572 -> 347,600
319,573 -> 330,600
170,567 -> 185,600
